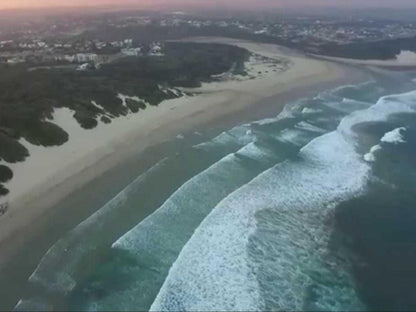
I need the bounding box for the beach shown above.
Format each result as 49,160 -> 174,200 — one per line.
0,38 -> 370,310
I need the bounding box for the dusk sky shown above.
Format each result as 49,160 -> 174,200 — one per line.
0,0 -> 416,10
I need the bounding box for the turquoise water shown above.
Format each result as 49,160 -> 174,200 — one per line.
15,74 -> 416,311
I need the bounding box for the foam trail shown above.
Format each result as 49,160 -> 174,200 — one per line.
100,142 -> 282,311
364,145 -> 382,162
23,121 -> 256,303
151,130 -> 370,311
194,124 -> 253,151
322,98 -> 372,114
91,98 -> 345,310
294,121 -> 326,134
28,158 -> 169,294
381,127 -> 406,144
339,91 -> 416,142
14,299 -> 52,312
363,127 -> 407,163
151,90 -> 416,311
322,81 -> 383,103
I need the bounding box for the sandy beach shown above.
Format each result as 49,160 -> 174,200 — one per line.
0,37 -> 370,309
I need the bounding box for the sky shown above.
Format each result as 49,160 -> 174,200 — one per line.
0,0 -> 415,10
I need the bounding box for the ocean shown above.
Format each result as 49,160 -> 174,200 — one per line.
15,72 -> 416,311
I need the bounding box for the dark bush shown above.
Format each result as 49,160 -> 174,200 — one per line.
0,185 -> 9,196
23,121 -> 69,147
125,99 -> 140,113
0,127 -> 19,139
74,111 -> 98,129
137,101 -> 146,110
0,133 -> 29,163
0,165 -> 13,183
101,116 -> 112,124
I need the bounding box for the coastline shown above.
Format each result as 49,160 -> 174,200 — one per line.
0,38 -> 371,310
310,52 -> 416,70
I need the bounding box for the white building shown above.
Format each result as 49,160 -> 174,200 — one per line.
121,47 -> 141,56
77,63 -> 90,71
150,43 -> 163,56
123,39 -> 133,47
75,53 -> 98,63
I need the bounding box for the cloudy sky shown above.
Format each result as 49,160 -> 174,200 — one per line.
0,0 -> 415,10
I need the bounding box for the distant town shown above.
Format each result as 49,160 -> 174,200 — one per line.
1,9 -> 416,67
0,36 -> 163,69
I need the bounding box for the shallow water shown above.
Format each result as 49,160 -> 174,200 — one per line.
15,73 -> 416,311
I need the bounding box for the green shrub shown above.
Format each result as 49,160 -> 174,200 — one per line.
0,133 -> 29,163
125,99 -> 140,113
101,116 -> 112,124
137,101 -> 146,110
0,185 -> 9,196
23,121 -> 69,147
0,165 -> 13,183
74,111 -> 98,129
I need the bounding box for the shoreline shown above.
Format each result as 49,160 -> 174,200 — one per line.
310,52 -> 416,70
0,38 -> 371,310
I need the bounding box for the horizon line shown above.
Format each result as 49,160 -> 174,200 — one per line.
1,2 -> 416,13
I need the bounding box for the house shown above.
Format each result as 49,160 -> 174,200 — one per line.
121,47 -> 141,56
75,53 -> 98,63
150,42 -> 163,55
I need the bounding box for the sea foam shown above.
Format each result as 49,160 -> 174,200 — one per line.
381,127 -> 407,144
19,123 -> 255,309
151,131 -> 369,311
338,91 -> 416,143
105,136 -> 299,310
364,127 -> 407,163
151,89 -> 416,311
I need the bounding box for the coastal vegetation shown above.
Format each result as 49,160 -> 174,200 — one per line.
315,36 -> 416,60
0,165 -> 13,196
0,165 -> 13,183
0,42 -> 249,196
